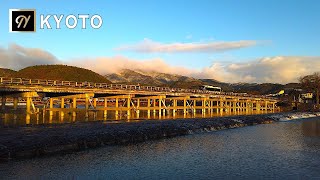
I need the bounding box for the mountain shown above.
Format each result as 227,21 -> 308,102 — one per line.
231,83 -> 283,95
106,69 -> 162,85
105,69 -> 203,87
0,68 -> 17,77
1,65 -> 111,83
105,69 -> 299,95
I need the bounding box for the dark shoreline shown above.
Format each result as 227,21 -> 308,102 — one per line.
0,112 -> 317,162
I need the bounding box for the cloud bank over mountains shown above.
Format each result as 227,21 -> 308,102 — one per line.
115,38 -> 258,53
0,44 -> 60,70
0,43 -> 319,84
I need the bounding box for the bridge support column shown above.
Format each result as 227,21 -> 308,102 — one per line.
115,98 -> 119,119
246,102 -> 249,112
153,99 -> 156,116
215,101 -> 219,113
136,99 -> 140,118
172,99 -> 177,117
158,99 -> 162,118
85,97 -> 89,110
161,100 -> 166,116
72,98 -> 77,120
1,96 -> 6,111
241,101 -> 244,112
243,102 -> 246,112
272,102 -> 275,112
13,97 -> 18,110
103,98 -> 107,120
256,101 -> 261,113
49,98 -> 54,117
225,101 -> 229,113
201,99 -> 206,115
162,105 -> 166,116
127,98 -> 131,119
193,100 -> 196,114
60,98 -> 65,121
220,100 -> 224,113
147,99 -> 151,118
265,101 -> 268,111
183,98 -> 187,116
93,98 -> 97,109
60,98 -> 65,108
85,97 -> 89,120
26,97 -> 32,124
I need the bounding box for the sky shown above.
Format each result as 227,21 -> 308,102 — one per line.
0,0 -> 320,83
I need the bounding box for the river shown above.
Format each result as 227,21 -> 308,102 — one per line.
0,117 -> 319,179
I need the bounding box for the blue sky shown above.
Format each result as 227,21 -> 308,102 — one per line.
0,0 -> 320,83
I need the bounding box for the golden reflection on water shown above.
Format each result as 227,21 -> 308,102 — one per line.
0,107 -> 271,127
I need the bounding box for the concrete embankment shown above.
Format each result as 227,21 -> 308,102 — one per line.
0,112 -> 318,162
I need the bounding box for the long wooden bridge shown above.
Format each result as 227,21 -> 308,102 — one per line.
0,77 -> 279,122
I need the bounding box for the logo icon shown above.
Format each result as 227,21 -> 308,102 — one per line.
9,9 -> 36,32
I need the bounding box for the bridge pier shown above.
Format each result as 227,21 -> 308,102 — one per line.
136,99 -> 140,118
201,99 -> 206,115
173,99 -> 177,117
72,98 -> 77,119
13,97 -> 18,110
103,98 -> 107,120
115,98 -> 119,119
127,97 -> 131,119
159,98 -> 162,118
153,99 -> 156,116
60,98 -> 65,121
147,99 -> 151,118
1,96 -> 6,111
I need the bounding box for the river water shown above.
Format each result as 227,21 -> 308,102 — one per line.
0,107 -> 267,127
0,117 -> 319,179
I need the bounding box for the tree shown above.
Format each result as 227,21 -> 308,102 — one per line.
299,72 -> 320,108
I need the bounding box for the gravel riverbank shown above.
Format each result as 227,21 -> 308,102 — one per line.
0,112 -> 318,162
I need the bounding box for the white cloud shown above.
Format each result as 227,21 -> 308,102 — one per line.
192,56 -> 320,84
115,38 -> 258,53
67,56 -> 193,76
0,43 -> 60,70
70,56 -> 320,84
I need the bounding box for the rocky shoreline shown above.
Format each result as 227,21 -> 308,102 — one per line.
0,112 -> 318,162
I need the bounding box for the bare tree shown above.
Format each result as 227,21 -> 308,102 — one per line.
299,72 -> 320,108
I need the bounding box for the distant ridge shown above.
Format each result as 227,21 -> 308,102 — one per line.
105,69 -> 204,88
105,69 -> 301,94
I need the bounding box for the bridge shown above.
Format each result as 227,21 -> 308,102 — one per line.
0,77 -> 279,122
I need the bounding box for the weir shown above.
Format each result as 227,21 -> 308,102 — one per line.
0,77 -> 279,123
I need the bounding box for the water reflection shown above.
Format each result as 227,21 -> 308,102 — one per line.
1,117 -> 319,179
0,106 -> 272,127
302,119 -> 320,137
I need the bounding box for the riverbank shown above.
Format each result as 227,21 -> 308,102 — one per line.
0,112 -> 319,162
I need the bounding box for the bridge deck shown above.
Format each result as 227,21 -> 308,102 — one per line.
0,77 -> 276,101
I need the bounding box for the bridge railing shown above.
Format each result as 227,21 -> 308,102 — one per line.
0,77 -> 275,100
